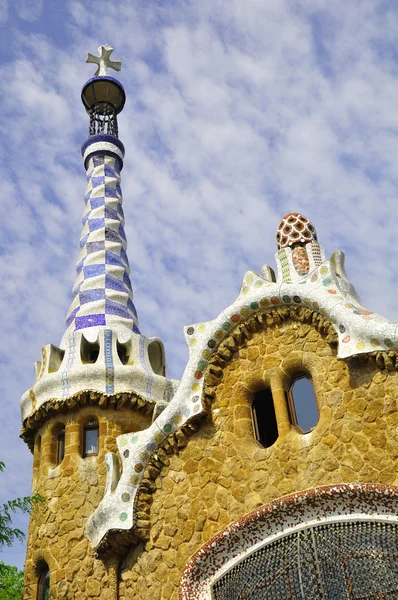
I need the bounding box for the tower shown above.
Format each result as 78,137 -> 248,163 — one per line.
20,45 -> 176,599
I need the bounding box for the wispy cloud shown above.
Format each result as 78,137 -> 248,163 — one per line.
2,0 -> 398,568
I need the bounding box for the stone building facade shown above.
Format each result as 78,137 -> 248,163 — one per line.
21,47 -> 398,599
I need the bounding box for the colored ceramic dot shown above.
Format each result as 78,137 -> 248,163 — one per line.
231,314 -> 240,323
255,280 -> 264,287
192,395 -> 199,403
120,437 -> 128,447
163,423 -> 173,433
186,327 -> 194,335
155,432 -> 164,443
208,339 -> 216,348
119,512 -> 128,522
122,493 -> 131,502
320,266 -> 328,275
240,307 -> 250,317
353,310 -> 361,315
342,335 -> 351,343
202,350 -> 211,359
193,405 -> 200,413
184,408 -> 190,417
339,325 -> 346,333
130,475 -> 139,485
123,449 -> 130,458
189,338 -> 197,346
322,277 -> 331,286
356,341 -> 366,351
260,298 -> 269,307
140,452 -> 149,462
331,316 -> 337,324
172,415 -> 182,425
198,324 -> 206,333
328,289 -> 337,295
146,442 -> 156,452
192,383 -> 200,392
242,286 -> 249,295
313,302 -> 319,310
215,330 -> 224,339
384,338 -> 393,348
311,274 -> 318,282
293,296 -> 301,303
198,360 -> 207,370
250,302 -> 259,310
130,434 -> 139,444
246,273 -> 254,283
194,370 -> 203,380
271,296 -> 279,304
282,295 -> 291,303
370,338 -> 380,347
222,321 -> 231,331
304,298 -> 311,304
134,463 -> 143,473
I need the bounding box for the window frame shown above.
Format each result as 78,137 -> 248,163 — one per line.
83,420 -> 99,457
251,388 -> 279,448
287,374 -> 319,434
37,564 -> 50,600
56,427 -> 65,465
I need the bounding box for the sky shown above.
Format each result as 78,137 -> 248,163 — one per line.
2,0 -> 398,570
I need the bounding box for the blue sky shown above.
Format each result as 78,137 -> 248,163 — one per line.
2,0 -> 398,570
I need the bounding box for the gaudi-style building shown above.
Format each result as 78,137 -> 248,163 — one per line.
21,46 -> 398,600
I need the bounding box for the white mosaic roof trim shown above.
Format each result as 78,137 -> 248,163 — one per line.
86,242 -> 398,548
20,329 -> 178,422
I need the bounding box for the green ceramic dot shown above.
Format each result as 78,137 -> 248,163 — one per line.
130,434 -> 139,444
198,360 -> 207,370
164,423 -> 172,433
250,302 -> 259,310
122,493 -> 130,502
282,295 -> 291,303
119,512 -> 128,522
222,321 -> 231,331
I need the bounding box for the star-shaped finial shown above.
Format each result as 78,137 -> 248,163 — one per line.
86,44 -> 122,77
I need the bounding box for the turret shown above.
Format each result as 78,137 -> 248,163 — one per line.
20,45 -> 177,600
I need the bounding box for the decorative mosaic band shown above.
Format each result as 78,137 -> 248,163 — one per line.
82,134 -> 125,170
63,145 -> 139,343
179,484 -> 398,599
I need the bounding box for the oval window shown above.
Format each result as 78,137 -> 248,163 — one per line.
37,564 -> 50,600
252,388 -> 278,448
288,375 -> 319,433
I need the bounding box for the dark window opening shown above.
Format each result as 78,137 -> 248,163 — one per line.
252,389 -> 278,448
288,375 -> 319,433
37,564 -> 50,600
83,420 -> 99,457
57,427 -> 65,465
80,336 -> 100,364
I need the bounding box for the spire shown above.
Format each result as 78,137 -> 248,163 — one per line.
62,45 -> 138,347
20,44 -> 176,452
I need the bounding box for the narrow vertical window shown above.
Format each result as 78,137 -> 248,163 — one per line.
57,426 -> 65,465
252,389 -> 278,448
37,564 -> 50,600
288,375 -> 319,433
83,420 -> 99,457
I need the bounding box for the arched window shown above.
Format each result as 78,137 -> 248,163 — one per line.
288,375 -> 319,433
37,564 -> 50,600
57,426 -> 65,465
251,389 -> 278,448
83,420 -> 99,457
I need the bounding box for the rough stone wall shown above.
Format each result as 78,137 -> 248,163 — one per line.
119,318 -> 398,599
23,404 -> 151,599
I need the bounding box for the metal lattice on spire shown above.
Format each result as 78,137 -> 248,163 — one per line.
86,44 -> 122,77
